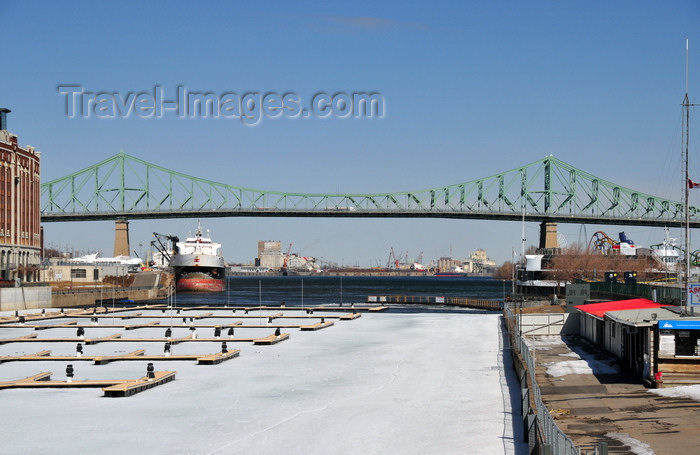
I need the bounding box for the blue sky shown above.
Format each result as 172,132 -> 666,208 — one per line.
2,1 -> 700,266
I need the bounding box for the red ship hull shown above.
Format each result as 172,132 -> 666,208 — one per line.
176,277 -> 224,292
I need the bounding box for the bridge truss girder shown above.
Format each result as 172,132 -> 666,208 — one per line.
41,152 -> 700,228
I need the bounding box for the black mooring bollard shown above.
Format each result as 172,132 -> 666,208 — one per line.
66,364 -> 74,382
147,362 -> 155,379
164,342 -> 171,356
77,327 -> 85,338
228,327 -> 234,338
214,327 -> 221,339
275,327 -> 281,337
165,328 -> 172,338
221,341 -> 228,354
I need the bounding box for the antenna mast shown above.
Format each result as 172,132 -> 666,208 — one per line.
683,38 -> 697,312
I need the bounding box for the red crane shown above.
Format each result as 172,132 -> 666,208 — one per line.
282,243 -> 293,275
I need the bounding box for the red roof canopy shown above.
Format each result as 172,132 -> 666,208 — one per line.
574,298 -> 667,318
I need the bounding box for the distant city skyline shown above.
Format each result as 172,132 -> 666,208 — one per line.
2,1 -> 699,266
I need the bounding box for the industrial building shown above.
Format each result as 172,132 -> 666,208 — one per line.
0,109 -> 41,282
256,240 -> 283,269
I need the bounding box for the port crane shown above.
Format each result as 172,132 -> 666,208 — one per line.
282,243 -> 293,275
151,232 -> 179,262
386,247 -> 399,268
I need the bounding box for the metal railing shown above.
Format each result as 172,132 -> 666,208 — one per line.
504,304 -> 579,455
585,280 -> 681,304
367,295 -> 502,310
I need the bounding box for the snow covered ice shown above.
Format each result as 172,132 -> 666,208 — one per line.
0,310 -> 527,454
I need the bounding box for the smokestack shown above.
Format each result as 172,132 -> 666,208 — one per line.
0,108 -> 10,131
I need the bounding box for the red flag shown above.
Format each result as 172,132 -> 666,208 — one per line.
689,178 -> 700,189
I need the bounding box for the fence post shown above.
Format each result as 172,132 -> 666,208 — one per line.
525,411 -> 536,447
521,388 -> 529,417
597,441 -> 608,455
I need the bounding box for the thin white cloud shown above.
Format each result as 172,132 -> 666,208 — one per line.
315,15 -> 429,32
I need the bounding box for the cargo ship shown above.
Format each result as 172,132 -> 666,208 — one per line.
434,266 -> 467,278
170,223 -> 225,292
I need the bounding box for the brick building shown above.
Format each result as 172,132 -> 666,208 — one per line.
0,109 -> 41,282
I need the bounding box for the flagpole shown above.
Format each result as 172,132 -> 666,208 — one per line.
683,38 -> 691,313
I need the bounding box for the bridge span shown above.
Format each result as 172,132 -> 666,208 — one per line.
41,152 -> 699,227
41,152 -> 699,256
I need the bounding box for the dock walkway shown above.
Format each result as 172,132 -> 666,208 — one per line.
531,335 -> 700,454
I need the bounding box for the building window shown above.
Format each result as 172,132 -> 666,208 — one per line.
71,268 -> 87,279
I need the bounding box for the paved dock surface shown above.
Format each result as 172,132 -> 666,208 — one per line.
532,335 -> 700,454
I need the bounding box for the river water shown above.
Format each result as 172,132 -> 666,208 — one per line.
167,275 -> 507,309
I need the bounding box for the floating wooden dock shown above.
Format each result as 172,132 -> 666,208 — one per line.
0,349 -> 240,365
102,371 -> 176,397
253,333 -> 290,345
300,321 -> 334,331
0,370 -> 176,397
0,305 -> 363,396
0,332 -> 286,345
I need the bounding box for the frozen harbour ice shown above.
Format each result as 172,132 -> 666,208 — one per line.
0,311 -> 527,454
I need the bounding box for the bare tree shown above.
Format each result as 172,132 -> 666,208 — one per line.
493,261 -> 514,280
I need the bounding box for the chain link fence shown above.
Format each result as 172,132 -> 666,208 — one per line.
504,304 -> 580,455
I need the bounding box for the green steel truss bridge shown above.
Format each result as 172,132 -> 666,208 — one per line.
41,152 -> 700,228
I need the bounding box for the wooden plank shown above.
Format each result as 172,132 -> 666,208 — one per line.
102,371 -> 176,397
0,333 -> 38,345
196,350 -> 240,365
27,350 -> 51,358
300,321 -> 335,331
0,372 -> 53,388
253,333 -> 289,345
124,321 -> 162,330
84,334 -> 123,345
0,370 -> 175,396
93,350 -> 146,365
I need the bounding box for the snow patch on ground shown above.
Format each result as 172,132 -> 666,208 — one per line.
545,358 -> 619,377
559,352 -> 581,359
649,384 -> 700,402
526,335 -> 564,347
606,432 -> 655,455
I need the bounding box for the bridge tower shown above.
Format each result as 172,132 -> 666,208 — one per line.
539,222 -> 559,249
113,218 -> 130,257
